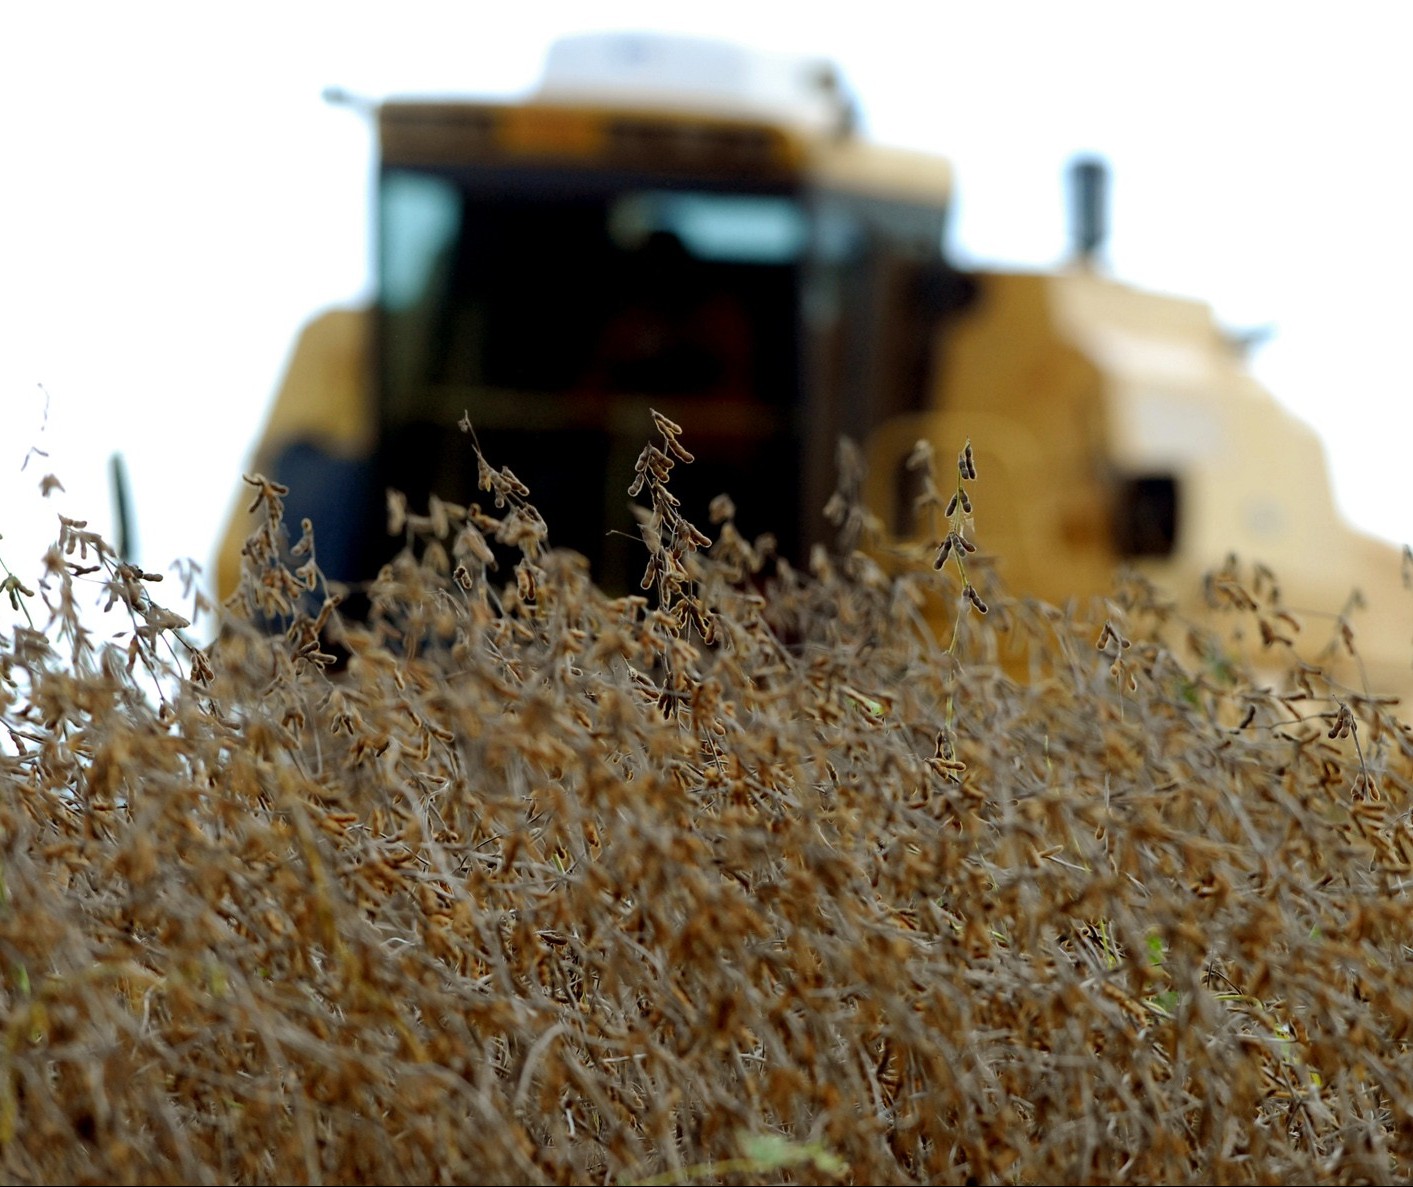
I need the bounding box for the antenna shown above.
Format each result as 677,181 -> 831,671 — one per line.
322,86 -> 378,117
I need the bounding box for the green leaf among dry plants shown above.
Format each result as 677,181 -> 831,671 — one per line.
3,413 -> 1413,1185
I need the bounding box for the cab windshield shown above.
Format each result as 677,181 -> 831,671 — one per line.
375,166 -> 807,589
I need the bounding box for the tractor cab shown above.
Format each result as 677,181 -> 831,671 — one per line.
219,35 -> 970,598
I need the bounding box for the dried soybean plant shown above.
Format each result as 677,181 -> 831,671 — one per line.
931,436 -> 986,619
3,416 -> 1413,1186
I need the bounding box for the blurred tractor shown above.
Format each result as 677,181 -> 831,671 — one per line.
218,33 -> 1411,698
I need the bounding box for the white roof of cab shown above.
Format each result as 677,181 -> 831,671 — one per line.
536,32 -> 857,138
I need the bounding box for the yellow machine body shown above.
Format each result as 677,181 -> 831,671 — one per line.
218,36 -> 1410,699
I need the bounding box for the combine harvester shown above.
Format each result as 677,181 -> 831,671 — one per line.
218,32 -> 1411,699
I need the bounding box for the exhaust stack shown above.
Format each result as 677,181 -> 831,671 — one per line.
1069,155 -> 1108,267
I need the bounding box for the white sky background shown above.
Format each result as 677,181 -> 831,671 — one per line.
2,2 -> 1411,639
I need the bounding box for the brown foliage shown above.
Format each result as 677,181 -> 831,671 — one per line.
3,416 -> 1413,1184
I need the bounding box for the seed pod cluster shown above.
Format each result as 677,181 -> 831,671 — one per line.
931,438 -> 985,616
